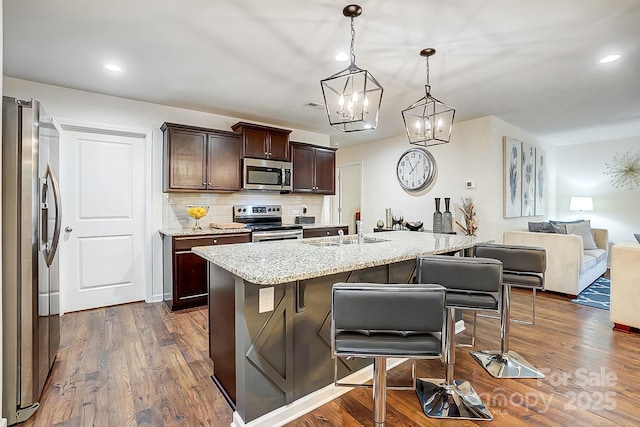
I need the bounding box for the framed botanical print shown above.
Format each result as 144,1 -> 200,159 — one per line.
503,137 -> 522,218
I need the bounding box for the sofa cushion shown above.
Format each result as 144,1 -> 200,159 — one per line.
584,248 -> 607,264
582,254 -> 598,271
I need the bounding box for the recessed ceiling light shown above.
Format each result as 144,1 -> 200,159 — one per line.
597,54 -> 621,64
104,63 -> 123,72
335,52 -> 349,62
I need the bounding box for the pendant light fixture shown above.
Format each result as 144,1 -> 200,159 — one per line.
401,48 -> 455,146
321,4 -> 383,132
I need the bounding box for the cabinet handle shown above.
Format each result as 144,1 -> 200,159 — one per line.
268,152 -> 272,156
213,239 -> 218,244
208,182 -> 212,186
203,182 -> 207,186
326,231 -> 330,235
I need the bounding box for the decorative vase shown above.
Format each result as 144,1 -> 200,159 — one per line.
433,198 -> 443,233
442,197 -> 453,233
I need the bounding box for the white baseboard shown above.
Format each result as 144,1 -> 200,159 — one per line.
1,417 -> 8,427
230,358 -> 408,427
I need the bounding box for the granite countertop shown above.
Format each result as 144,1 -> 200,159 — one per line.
159,227 -> 251,237
193,231 -> 486,285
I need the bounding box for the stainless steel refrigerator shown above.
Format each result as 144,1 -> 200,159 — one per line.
2,97 -> 62,425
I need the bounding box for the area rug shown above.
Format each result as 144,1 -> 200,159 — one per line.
570,277 -> 610,310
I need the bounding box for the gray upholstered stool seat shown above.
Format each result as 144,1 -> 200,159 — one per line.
415,255 -> 502,421
331,282 -> 447,426
471,243 -> 546,379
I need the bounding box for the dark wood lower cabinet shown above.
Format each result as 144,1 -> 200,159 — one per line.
163,233 -> 251,311
302,226 -> 349,238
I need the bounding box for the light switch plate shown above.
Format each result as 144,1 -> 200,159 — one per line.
259,287 -> 274,313
465,180 -> 476,189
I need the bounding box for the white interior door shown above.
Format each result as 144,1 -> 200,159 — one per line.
60,127 -> 147,313
338,163 -> 362,234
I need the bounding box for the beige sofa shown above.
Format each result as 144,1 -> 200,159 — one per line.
503,228 -> 608,296
610,242 -> 640,331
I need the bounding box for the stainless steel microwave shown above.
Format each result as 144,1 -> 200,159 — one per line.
243,158 -> 292,191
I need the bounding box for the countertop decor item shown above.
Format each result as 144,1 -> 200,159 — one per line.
396,147 -> 437,191
455,198 -> 477,236
320,4 -> 383,132
405,221 -> 423,231
433,197 -> 443,233
186,205 -> 209,230
442,197 -> 453,233
376,219 -> 385,229
401,48 -> 455,147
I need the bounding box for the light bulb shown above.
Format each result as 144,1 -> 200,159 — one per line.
352,91 -> 359,104
339,95 -> 344,107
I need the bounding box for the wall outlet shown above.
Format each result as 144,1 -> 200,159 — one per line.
259,287 -> 275,313
465,180 -> 476,189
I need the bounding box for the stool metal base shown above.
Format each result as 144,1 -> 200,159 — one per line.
416,378 -> 493,420
470,350 -> 545,379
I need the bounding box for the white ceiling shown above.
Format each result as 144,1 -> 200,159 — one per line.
4,0 -> 640,147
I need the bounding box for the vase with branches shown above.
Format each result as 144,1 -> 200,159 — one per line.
455,197 -> 478,236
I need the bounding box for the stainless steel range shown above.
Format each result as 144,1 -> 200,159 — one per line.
233,204 -> 303,242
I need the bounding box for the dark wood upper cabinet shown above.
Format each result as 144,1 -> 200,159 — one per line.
231,121 -> 292,161
162,122 -> 241,192
291,141 -> 337,195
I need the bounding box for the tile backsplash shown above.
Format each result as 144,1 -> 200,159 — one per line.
163,192 -> 331,229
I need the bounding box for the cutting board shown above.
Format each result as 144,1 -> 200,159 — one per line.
209,222 -> 247,229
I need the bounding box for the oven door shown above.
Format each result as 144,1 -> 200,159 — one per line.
252,229 -> 303,242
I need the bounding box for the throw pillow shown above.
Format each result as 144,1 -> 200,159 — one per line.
553,224 -> 567,234
528,222 -> 557,233
564,220 -> 598,250
635,233 -> 640,243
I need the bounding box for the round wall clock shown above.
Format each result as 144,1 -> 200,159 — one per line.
396,148 -> 437,191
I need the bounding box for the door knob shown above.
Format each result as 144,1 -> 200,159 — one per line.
65,226 -> 73,233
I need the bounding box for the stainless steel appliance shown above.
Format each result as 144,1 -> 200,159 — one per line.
2,97 -> 62,425
243,158 -> 293,192
233,205 -> 303,242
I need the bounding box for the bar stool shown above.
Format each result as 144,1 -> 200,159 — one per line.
331,282 -> 447,426
471,243 -> 546,379
415,255 -> 502,421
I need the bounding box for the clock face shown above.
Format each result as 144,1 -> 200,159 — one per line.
396,148 -> 437,191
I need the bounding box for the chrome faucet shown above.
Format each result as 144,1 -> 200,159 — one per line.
338,229 -> 344,246
357,220 -> 364,244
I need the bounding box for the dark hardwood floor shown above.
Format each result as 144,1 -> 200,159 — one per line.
24,288 -> 640,426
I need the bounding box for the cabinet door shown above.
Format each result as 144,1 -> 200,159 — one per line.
291,144 -> 316,193
243,127 -> 268,158
313,148 -> 336,194
207,133 -> 241,191
174,251 -> 209,302
167,129 -> 207,190
268,131 -> 290,161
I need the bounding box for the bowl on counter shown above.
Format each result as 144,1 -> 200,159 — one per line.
186,205 -> 209,230
405,221 -> 423,231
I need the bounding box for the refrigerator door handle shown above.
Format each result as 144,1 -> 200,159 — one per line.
43,163 -> 62,267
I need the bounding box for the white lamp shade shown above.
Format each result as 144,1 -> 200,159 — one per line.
569,196 -> 593,211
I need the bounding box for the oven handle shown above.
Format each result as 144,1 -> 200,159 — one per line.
254,230 -> 303,239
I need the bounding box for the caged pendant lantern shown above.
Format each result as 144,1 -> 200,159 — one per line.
402,48 -> 455,146
320,4 -> 383,132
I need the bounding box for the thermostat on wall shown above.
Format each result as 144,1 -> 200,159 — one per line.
465,180 -> 476,189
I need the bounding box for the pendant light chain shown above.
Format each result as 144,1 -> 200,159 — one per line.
350,16 -> 357,67
425,55 -> 430,87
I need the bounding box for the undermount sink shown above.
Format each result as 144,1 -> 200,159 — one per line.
302,236 -> 389,247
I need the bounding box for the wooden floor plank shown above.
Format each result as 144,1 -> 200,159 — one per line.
19,288 -> 640,427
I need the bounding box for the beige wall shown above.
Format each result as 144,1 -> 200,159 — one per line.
336,116 -> 556,244
1,0 -> 4,421
556,137 -> 640,245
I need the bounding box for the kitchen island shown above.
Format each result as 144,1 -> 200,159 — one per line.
193,231 -> 484,426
